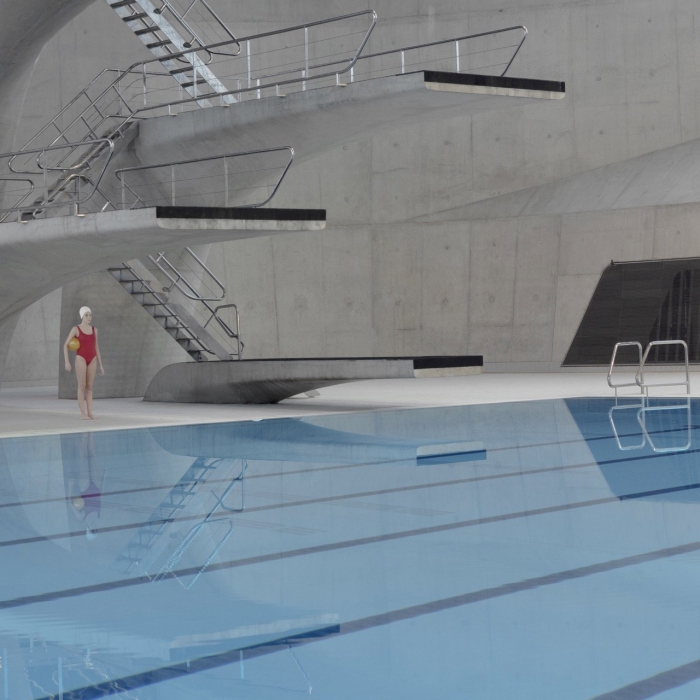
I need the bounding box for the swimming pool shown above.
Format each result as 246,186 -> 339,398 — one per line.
1,397 -> 699,699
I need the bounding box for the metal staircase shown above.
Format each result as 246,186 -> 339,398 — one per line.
107,260 -> 240,361
106,0 -> 240,105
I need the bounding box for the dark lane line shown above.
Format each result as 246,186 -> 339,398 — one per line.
589,658 -> 700,699
35,536 -> 700,700
3,438 -> 700,550
4,477 -> 700,610
3,421 -> 694,511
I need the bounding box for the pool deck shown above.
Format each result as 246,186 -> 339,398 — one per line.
1,371 -> 695,439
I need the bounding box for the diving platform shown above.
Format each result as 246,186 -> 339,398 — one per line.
143,355 -> 483,404
133,71 -> 565,168
0,206 -> 325,324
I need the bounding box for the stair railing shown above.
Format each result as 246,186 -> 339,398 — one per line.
148,248 -> 225,302
204,303 -> 242,359
0,139 -> 114,219
111,10 -> 377,114
151,0 -> 241,55
0,178 -> 34,223
114,147 -> 295,209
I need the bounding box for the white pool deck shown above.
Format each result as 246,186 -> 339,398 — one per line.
0,371 -> 695,439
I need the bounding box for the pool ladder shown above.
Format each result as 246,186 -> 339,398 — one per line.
608,340 -> 690,399
608,340 -> 692,453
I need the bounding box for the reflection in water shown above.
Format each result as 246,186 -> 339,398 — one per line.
10,401 -> 700,698
61,432 -> 105,540
608,397 -> 692,454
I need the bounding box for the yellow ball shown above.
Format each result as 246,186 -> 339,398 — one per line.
68,337 -> 80,352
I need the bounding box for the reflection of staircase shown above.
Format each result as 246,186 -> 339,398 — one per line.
108,261 -> 235,361
115,456 -> 220,574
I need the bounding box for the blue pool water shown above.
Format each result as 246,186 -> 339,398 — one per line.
2,397 -> 700,699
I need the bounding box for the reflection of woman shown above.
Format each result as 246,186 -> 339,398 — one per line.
63,307 -> 104,420
63,432 -> 104,540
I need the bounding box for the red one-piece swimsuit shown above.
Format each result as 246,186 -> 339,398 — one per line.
76,326 -> 97,365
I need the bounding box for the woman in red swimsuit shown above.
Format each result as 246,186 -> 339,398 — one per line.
63,306 -> 105,420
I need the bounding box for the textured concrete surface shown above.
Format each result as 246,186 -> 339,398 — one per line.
2,371 -> 687,439
421,137 -> 700,222
10,0 -> 700,384
143,357 -> 481,404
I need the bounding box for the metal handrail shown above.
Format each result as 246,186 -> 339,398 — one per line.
125,10 -> 378,113
126,21 -> 527,114
352,24 -> 527,78
608,341 -> 644,399
114,146 -> 295,209
153,0 -> 241,55
0,178 -> 35,223
148,248 -> 225,302
636,340 -> 691,396
0,139 -> 114,216
205,303 -> 243,358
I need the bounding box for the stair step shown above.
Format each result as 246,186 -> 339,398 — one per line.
180,78 -> 209,89
169,66 -> 193,76
134,26 -> 160,36
110,0 -> 137,8
146,39 -> 173,49
123,12 -> 148,21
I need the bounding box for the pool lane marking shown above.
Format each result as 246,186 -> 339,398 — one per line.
588,658 -> 700,699
2,422 -> 694,512
4,442 -> 700,550
4,477 -> 700,611
32,536 -> 700,700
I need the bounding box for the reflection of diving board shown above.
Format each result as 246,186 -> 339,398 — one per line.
144,355 -> 483,404
416,442 -> 486,464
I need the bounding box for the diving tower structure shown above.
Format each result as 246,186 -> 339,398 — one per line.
0,2 -> 565,396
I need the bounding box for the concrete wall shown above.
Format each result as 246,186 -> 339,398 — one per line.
7,0 -> 700,385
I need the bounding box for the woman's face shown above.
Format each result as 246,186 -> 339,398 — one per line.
82,311 -> 92,325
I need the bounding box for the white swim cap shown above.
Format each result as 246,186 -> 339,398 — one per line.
79,306 -> 91,320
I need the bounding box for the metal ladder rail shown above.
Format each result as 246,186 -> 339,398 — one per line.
608,341 -> 644,400
636,339 -> 691,397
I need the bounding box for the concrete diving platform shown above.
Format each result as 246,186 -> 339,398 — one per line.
133,71 -> 565,168
143,355 -> 483,404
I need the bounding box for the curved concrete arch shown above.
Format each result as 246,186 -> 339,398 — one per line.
0,0 -> 96,150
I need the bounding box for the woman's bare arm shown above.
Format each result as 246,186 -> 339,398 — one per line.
63,327 -> 78,372
94,328 -> 104,375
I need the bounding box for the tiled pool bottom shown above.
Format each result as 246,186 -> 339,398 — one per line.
2,397 -> 700,699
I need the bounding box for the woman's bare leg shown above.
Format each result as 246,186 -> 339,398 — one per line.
75,356 -> 89,419
85,359 -> 98,419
